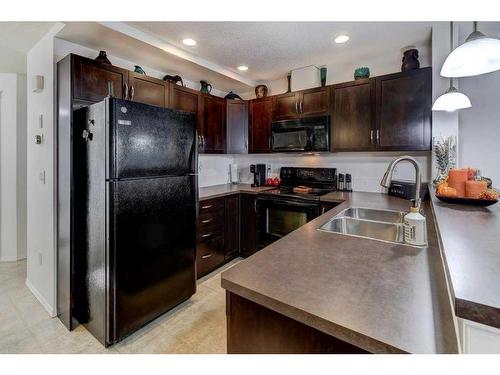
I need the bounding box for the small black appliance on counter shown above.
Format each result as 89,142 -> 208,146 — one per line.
388,180 -> 429,201
250,164 -> 266,187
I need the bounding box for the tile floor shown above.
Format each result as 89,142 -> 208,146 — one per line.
0,258 -> 241,354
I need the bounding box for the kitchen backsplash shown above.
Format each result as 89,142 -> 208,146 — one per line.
199,152 -> 431,192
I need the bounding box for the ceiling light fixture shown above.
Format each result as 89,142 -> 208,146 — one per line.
237,65 -> 248,71
334,35 -> 349,44
182,38 -> 197,46
433,22 -> 472,112
441,21 -> 500,77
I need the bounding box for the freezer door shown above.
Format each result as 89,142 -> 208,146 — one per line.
110,98 -> 196,179
109,175 -> 196,343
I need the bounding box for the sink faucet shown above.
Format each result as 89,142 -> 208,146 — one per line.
380,156 -> 422,208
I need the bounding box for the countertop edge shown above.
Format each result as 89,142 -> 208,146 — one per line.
429,185 -> 500,329
221,277 -> 405,354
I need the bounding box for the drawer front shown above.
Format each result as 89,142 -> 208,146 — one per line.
196,233 -> 225,278
199,198 -> 225,213
197,209 -> 224,228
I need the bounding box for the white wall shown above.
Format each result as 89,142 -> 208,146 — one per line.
26,23 -> 64,316
241,41 -> 431,99
0,73 -> 27,262
232,152 -> 430,193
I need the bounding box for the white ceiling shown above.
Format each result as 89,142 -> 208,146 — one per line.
0,22 -> 55,53
0,22 -> 55,73
126,22 -> 433,82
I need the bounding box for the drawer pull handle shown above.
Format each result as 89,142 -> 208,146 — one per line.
202,254 -> 212,259
201,218 -> 213,224
201,232 -> 213,238
201,205 -> 213,209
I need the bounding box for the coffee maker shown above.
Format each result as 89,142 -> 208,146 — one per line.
250,164 -> 266,187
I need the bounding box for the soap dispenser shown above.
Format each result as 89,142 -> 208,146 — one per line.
403,200 -> 427,246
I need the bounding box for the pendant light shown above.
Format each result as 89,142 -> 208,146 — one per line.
441,21 -> 500,77
433,22 -> 472,111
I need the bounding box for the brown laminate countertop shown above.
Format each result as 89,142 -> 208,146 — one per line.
199,183 -> 275,201
221,191 -> 459,353
429,187 -> 500,329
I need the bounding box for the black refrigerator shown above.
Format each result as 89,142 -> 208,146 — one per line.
74,98 -> 197,346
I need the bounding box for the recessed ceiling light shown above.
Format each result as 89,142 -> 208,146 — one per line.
182,38 -> 197,46
334,35 -> 349,44
237,65 -> 249,71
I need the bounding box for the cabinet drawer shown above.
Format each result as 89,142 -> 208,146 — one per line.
197,228 -> 223,242
197,212 -> 224,232
196,234 -> 225,278
199,198 -> 225,213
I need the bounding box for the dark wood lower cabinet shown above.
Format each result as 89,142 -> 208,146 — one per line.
224,195 -> 239,260
226,292 -> 368,354
239,194 -> 258,258
196,195 -> 241,278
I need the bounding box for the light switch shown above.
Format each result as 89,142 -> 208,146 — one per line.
39,170 -> 45,184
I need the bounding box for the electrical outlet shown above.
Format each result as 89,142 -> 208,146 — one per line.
38,252 -> 43,266
198,160 -> 202,172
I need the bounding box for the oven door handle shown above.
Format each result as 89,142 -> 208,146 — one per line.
256,197 -> 319,210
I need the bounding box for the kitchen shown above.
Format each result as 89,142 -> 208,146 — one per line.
1,4 -> 500,371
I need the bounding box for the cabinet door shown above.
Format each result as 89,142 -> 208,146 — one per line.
169,85 -> 202,149
227,100 -> 248,154
300,87 -> 328,117
331,80 -> 375,151
240,194 -> 257,258
248,97 -> 273,153
201,95 -> 226,153
273,92 -> 300,120
170,84 -> 199,113
73,55 -> 127,103
375,68 -> 432,151
225,195 -> 240,259
128,72 -> 167,107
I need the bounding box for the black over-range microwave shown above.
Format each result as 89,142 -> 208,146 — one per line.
270,116 -> 330,152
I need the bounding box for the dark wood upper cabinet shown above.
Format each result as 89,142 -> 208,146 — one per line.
169,84 -> 199,113
201,95 -> 226,154
273,87 -> 328,121
72,55 -> 128,103
375,67 -> 432,151
300,87 -> 329,117
248,97 -> 273,153
273,92 -> 300,120
330,79 -> 374,151
127,72 -> 167,107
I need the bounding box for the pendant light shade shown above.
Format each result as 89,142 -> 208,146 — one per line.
432,86 -> 472,111
433,21 -> 472,112
441,22 -> 500,77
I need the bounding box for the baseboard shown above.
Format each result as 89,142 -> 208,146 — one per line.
0,255 -> 26,262
25,278 -> 56,318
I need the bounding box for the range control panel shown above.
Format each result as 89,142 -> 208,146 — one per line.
280,167 -> 337,184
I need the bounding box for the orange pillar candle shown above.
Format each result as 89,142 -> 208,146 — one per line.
448,168 -> 468,197
465,180 -> 488,198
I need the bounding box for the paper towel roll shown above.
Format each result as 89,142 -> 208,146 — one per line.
230,164 -> 239,184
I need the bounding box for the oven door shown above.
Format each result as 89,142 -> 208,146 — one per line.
255,197 -> 320,249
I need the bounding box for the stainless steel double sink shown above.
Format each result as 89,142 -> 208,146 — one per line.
318,207 -> 427,248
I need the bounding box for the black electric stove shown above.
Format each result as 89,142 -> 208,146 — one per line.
255,167 -> 337,249
259,167 -> 337,201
